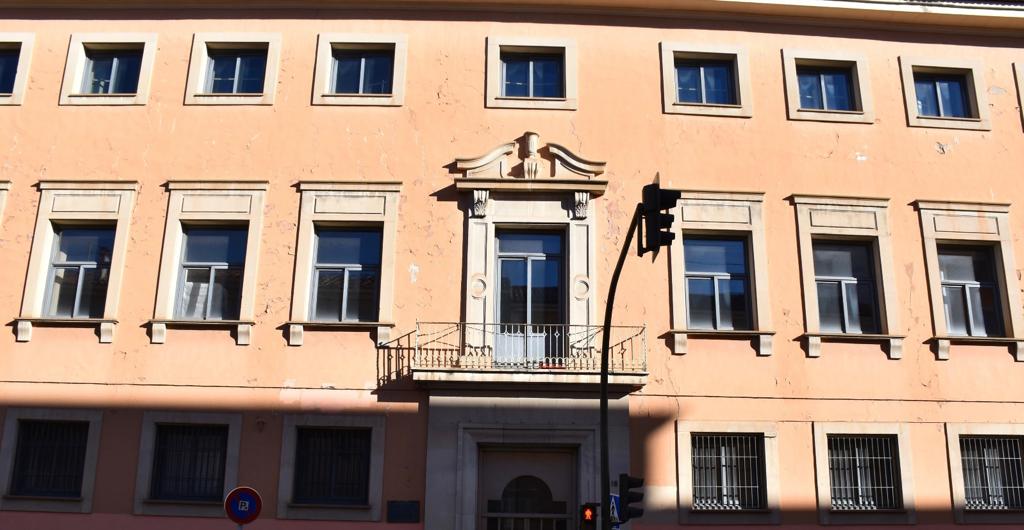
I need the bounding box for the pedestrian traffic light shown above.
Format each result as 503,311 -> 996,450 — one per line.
618,473 -> 645,523
579,503 -> 598,530
640,183 -> 681,255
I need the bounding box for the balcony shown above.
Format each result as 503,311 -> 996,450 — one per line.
412,322 -> 648,387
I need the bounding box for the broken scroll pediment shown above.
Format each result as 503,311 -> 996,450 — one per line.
454,131 -> 606,181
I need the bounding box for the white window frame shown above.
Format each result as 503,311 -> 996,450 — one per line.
0,33 -> 34,105
782,49 -> 873,124
312,33 -> 407,106
659,43 -> 752,118
946,423 -> 1024,525
184,33 -> 280,106
485,37 -> 577,110
59,33 -> 157,106
151,181 -> 267,345
176,226 -> 248,321
899,57 -> 990,131
277,414 -> 386,521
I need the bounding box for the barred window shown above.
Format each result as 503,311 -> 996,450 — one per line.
827,435 -> 903,511
293,427 -> 372,506
149,424 -> 228,502
9,420 -> 89,498
960,436 -> 1024,510
691,433 -> 767,510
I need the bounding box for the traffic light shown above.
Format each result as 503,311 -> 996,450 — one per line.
579,503 -> 598,530
618,473 -> 645,523
640,183 -> 681,255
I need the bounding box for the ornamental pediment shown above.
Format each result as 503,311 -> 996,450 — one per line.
453,132 -> 607,194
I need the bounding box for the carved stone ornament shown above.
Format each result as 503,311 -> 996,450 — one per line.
453,131 -> 607,184
573,191 -> 589,220
472,189 -> 489,218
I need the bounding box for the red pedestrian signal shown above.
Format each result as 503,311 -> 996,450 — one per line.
579,502 -> 598,529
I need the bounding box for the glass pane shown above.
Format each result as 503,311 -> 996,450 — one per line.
683,238 -> 747,275
208,52 -> 238,93
209,267 -> 243,320
938,246 -> 997,283
46,267 -> 80,318
316,229 -> 382,266
497,232 -> 562,255
501,54 -> 529,97
55,227 -> 115,264
915,76 -> 940,117
183,227 -> 247,264
110,50 -> 142,94
813,242 -> 874,279
855,281 -> 880,334
361,51 -> 394,94
686,277 -> 715,329
84,54 -> 114,94
971,285 -> 1004,337
77,267 -> 110,318
718,277 -> 750,330
531,259 -> 562,326
817,281 -> 843,332
313,270 -> 344,321
843,282 -> 863,333
499,259 -> 528,324
822,69 -> 853,111
178,268 -> 211,319
236,53 -> 267,93
332,52 -> 362,94
344,269 -> 380,322
943,285 -> 969,336
675,62 -> 701,103
702,61 -> 735,105
937,77 -> 968,118
797,69 -> 823,110
531,55 -> 564,98
0,48 -> 19,94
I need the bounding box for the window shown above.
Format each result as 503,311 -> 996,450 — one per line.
312,35 -> 408,106
938,246 -> 1003,338
691,433 -> 766,511
312,228 -> 382,323
683,237 -> 751,331
333,48 -> 393,95
293,427 -> 372,506
675,59 -> 736,105
59,33 -> 157,105
177,227 -> 247,321
81,46 -> 142,94
486,37 -> 577,110
827,435 -> 903,511
10,420 -> 89,498
0,34 -> 34,105
45,226 -> 115,319
0,43 -> 20,94
899,57 -> 989,130
798,66 -> 854,111
149,424 -> 228,502
494,231 -> 565,366
660,43 -> 752,117
813,242 -> 880,334
184,33 -> 280,105
959,436 -> 1024,511
782,50 -> 873,123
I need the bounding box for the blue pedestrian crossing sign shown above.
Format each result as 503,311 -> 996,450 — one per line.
610,493 -> 622,529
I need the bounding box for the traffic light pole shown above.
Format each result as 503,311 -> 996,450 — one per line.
600,203 -> 643,530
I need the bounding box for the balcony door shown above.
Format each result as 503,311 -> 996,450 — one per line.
495,231 -> 565,367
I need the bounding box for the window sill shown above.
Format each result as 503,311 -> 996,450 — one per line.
288,502 -> 371,510
0,493 -> 89,513
486,95 -> 577,111
136,497 -> 225,518
148,319 -> 255,346
931,335 -> 1024,361
185,92 -> 273,106
909,114 -> 989,131
682,506 -> 779,524
15,317 -> 119,343
315,92 -> 403,107
144,498 -> 221,506
801,333 -> 905,359
3,494 -> 83,502
667,329 -> 775,356
821,507 -> 914,525
666,101 -> 751,118
793,107 -> 873,124
286,321 -> 395,347
281,501 -> 379,521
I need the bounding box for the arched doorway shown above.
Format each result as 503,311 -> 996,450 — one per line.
479,448 -> 575,530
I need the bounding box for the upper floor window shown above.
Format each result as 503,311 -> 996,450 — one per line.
293,427 -> 372,506
176,226 -> 247,321
501,52 -> 564,99
312,228 -> 382,323
683,236 -> 751,331
813,242 -> 880,334
81,46 -> 142,95
10,420 -> 89,498
938,245 -> 1003,338
691,433 -> 767,511
149,424 -> 228,502
782,51 -> 873,124
332,47 -> 393,95
959,436 -> 1024,511
915,72 -> 970,119
0,34 -> 34,105
660,43 -> 752,118
899,58 -> 989,130
206,47 -> 267,94
46,226 -> 115,319
184,34 -> 280,105
675,58 -> 736,105
486,37 -> 577,110
827,435 -> 903,511
59,33 -> 157,106
797,66 -> 855,111
0,44 -> 20,94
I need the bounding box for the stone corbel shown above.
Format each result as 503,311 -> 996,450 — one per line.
236,323 -> 252,346
758,334 -> 773,356
572,191 -> 589,220
99,322 -> 116,343
472,189 -> 490,218
151,322 -> 167,344
887,337 -> 903,360
805,335 -> 822,358
288,324 -> 304,346
15,320 -> 31,342
1016,341 -> 1024,362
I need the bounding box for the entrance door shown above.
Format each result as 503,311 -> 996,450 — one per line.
479,447 -> 575,530
495,231 -> 565,367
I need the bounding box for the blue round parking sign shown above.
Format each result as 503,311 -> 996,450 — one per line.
225,486 -> 262,525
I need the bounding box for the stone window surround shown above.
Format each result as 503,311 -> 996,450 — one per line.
945,422 -> 1024,525
781,49 -> 874,124
312,33 -> 408,106
287,181 -> 401,346
485,36 -> 578,111
0,181 -> 9,223
0,408 -> 103,513
277,414 -> 386,521
184,32 -> 281,106
914,201 -> 1024,361
675,420 -> 781,525
1016,63 -> 1024,125
898,56 -> 990,131
812,422 -> 916,525
150,180 -> 267,345
0,33 -> 34,105
659,42 -> 753,118
667,190 -> 774,356
58,32 -> 158,106
791,195 -> 902,359
16,180 -> 139,344
133,411 -> 241,517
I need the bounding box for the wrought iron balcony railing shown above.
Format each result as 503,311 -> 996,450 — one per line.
413,322 -> 647,373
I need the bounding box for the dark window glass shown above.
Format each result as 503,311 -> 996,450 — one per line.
675,59 -> 736,105
46,227 -> 115,318
914,73 -> 970,118
149,424 -> 227,502
82,47 -> 143,94
813,242 -> 880,334
495,231 -> 566,366
10,420 -> 89,498
293,427 -> 372,505
206,48 -> 266,94
500,52 -> 564,99
313,228 -> 382,322
938,245 -> 1003,337
683,237 -> 751,330
796,66 -> 855,111
960,436 -> 1024,510
332,48 -> 394,95
177,227 -> 247,320
0,45 -> 21,94
691,433 -> 767,510
827,435 -> 903,511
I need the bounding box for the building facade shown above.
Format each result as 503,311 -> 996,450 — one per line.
1,0 -> 1024,528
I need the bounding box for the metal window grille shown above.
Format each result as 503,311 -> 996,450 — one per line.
827,435 -> 903,511
691,433 -> 767,511
149,424 -> 228,502
9,420 -> 89,498
292,427 -> 372,506
960,436 -> 1024,511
